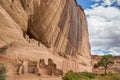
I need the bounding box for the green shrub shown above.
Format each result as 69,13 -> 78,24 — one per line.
0,64 -> 7,80
94,73 -> 120,80
63,71 -> 120,80
100,73 -> 106,76
107,72 -> 114,76
101,72 -> 114,76
76,72 -> 96,79
62,70 -> 78,80
112,74 -> 120,80
62,71 -> 96,80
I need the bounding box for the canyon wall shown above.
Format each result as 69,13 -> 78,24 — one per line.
0,0 -> 92,77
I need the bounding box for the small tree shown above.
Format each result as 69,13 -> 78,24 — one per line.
96,54 -> 114,75
0,64 -> 7,80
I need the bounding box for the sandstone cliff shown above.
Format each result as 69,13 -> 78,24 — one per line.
0,0 -> 92,77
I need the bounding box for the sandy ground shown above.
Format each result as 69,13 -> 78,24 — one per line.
6,75 -> 62,80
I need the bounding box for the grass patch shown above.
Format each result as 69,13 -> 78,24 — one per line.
62,70 -> 96,80
62,70 -> 120,80
94,74 -> 120,80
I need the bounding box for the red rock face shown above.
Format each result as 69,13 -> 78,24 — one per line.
0,0 -> 92,76
27,0 -> 91,58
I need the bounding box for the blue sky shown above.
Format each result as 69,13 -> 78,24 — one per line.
76,0 -> 120,56
77,0 -> 95,9
77,0 -> 120,9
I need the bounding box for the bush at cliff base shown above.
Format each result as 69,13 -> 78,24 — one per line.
62,70 -> 78,80
62,70 -> 96,80
62,71 -> 120,80
0,64 -> 7,80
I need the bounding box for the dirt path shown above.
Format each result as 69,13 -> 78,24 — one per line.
6,75 -> 62,80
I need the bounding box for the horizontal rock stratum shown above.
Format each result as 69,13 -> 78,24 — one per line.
0,0 -> 92,77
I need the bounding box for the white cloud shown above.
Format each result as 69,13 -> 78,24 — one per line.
91,3 -> 99,8
103,0 -> 112,5
116,0 -> 120,5
93,0 -> 102,2
85,6 -> 120,19
85,5 -> 120,56
109,49 -> 120,56
92,0 -> 120,6
92,52 -> 105,55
